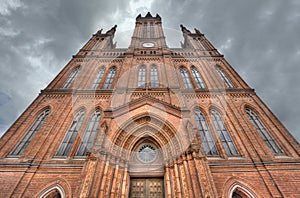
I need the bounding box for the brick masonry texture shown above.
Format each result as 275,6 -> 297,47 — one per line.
0,13 -> 300,198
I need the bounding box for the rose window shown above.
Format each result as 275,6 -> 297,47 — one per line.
137,144 -> 157,163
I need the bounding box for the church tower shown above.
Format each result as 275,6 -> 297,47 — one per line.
0,12 -> 300,198
129,13 -> 167,49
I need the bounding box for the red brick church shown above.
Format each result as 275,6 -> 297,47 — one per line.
0,12 -> 299,197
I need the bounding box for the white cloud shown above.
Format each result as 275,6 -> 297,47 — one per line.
128,0 -> 154,14
0,0 -> 23,15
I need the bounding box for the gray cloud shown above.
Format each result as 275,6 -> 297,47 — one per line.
0,0 -> 299,142
150,0 -> 300,141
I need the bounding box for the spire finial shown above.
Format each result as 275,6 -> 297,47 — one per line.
194,28 -> 202,34
145,12 -> 153,18
180,24 -> 191,34
106,25 -> 117,35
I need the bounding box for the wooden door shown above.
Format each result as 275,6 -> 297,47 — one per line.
130,178 -> 164,198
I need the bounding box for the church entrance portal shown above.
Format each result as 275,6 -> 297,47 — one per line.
129,178 -> 164,198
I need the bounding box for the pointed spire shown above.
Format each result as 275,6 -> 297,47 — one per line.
180,24 -> 191,34
96,29 -> 103,35
145,12 -> 153,18
106,25 -> 117,35
136,14 -> 142,20
194,28 -> 202,35
135,13 -> 161,21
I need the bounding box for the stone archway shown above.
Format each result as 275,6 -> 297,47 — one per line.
129,137 -> 165,198
82,112 -> 217,197
106,113 -> 187,198
107,113 -> 189,163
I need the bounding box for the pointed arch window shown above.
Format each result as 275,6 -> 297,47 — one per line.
180,67 -> 193,89
62,66 -> 81,88
103,66 -> 116,89
191,66 -> 205,89
56,110 -> 85,157
150,65 -> 159,88
150,22 -> 154,38
246,108 -> 283,154
90,67 -> 105,89
143,22 -> 148,38
10,109 -> 50,156
76,110 -> 101,156
194,108 -> 218,155
215,66 -> 234,88
138,65 -> 146,87
211,109 -> 238,156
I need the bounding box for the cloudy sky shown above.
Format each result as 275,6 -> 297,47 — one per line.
0,0 -> 299,141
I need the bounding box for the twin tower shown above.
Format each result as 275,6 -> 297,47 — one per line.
0,12 -> 300,198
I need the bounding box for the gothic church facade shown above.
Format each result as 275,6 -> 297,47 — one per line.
0,13 -> 300,198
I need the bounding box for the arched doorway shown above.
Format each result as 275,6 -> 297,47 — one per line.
108,113 -> 188,198
129,137 -> 164,198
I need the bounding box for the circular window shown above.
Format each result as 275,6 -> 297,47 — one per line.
138,144 -> 157,163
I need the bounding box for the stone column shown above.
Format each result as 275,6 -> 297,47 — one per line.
121,166 -> 129,198
99,156 -> 111,197
104,157 -> 115,197
165,165 -> 172,198
178,159 -> 189,197
79,155 -> 97,198
169,165 -> 176,198
114,160 -> 125,198
187,154 -> 202,197
174,162 -> 182,198
90,153 -> 107,197
110,159 -> 119,197
193,152 -> 218,198
182,154 -> 195,197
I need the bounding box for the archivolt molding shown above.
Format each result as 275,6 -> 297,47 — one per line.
121,124 -> 175,154
106,113 -> 188,162
222,177 -> 258,198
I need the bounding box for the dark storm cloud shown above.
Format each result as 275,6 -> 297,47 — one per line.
0,0 -> 130,135
150,0 -> 300,141
0,0 -> 299,142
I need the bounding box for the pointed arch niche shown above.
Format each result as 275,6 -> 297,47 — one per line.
229,184 -> 257,198
39,184 -> 65,198
223,178 -> 258,198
